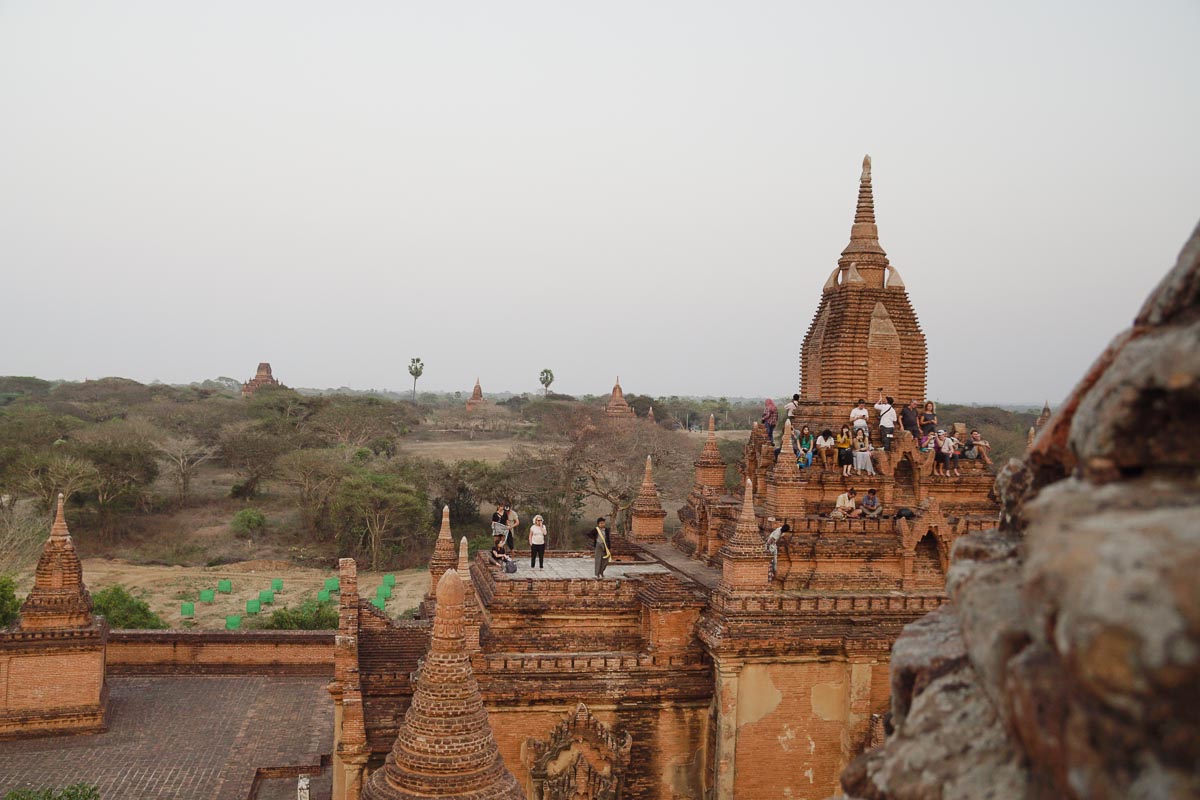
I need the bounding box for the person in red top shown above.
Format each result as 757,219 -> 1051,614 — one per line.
761,399 -> 778,446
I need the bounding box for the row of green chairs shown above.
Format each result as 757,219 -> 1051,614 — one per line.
181,573 -> 396,625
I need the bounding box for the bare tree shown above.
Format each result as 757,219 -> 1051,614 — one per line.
0,503 -> 49,575
276,449 -> 350,536
154,434 -> 216,503
17,453 -> 98,511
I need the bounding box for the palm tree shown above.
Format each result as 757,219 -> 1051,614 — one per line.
408,358 -> 424,401
539,368 -> 555,397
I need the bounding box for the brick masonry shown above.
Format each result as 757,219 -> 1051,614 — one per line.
0,676 -> 331,800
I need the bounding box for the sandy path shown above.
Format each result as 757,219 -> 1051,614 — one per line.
15,559 -> 428,630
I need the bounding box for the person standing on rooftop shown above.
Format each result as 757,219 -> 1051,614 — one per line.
875,392 -> 898,451
590,517 -> 611,579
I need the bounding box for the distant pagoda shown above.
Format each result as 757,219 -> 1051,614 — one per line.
605,377 -> 636,418
241,362 -> 282,398
466,378 -> 487,412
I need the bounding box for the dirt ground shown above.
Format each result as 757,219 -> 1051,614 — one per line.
400,438 -> 522,464
14,558 -> 429,630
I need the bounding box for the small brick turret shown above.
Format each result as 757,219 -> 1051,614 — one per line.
717,480 -> 770,593
629,456 -> 667,544
428,506 -> 457,597
2,493 -> 108,738
693,415 -> 726,491
361,569 -> 524,800
19,494 -> 93,631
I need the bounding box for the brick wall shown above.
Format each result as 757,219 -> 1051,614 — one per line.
106,630 -> 334,676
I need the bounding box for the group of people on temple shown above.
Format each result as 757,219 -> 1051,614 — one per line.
761,392 -> 994,478
489,503 -> 612,578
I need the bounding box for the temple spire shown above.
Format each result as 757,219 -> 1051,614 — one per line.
855,154 -> 875,225
840,154 -> 889,284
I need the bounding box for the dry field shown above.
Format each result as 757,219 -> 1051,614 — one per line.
400,438 -> 521,463
13,558 -> 428,630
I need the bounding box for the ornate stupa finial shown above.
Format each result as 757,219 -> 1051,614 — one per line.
361,570 -> 524,800
840,154 -> 889,283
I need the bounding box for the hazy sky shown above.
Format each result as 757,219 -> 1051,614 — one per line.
2,2 -> 1197,404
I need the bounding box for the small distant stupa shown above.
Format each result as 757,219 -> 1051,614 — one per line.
605,377 -> 636,418
241,362 -> 282,398
465,378 -> 487,412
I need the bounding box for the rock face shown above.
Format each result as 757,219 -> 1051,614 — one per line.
840,222 -> 1200,800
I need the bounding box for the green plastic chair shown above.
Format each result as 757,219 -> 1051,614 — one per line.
324,577 -> 340,591
180,602 -> 194,618
199,589 -> 215,603
217,579 -> 232,593
225,615 -> 241,630
246,599 -> 261,614
383,574 -> 396,587
317,589 -> 330,603
271,578 -> 284,591
259,589 -> 275,604
376,585 -> 392,600
371,597 -> 386,611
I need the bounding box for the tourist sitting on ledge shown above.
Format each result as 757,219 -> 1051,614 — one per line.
853,428 -> 875,475
832,488 -> 863,519
815,428 -> 836,469
490,536 -> 515,571
934,430 -> 961,477
861,488 -> 882,519
850,399 -> 870,433
837,425 -> 854,477
963,429 -> 994,466
796,425 -> 815,468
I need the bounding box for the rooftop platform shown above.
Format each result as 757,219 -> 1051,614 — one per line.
0,675 -> 332,800
493,554 -> 670,582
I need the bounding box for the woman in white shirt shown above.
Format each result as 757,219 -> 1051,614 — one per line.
528,514 -> 548,568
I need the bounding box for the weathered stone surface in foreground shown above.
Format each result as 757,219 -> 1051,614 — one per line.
841,221 -> 1200,800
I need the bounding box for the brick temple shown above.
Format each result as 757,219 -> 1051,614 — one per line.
465,378 -> 488,412
241,361 -> 283,397
605,377 -> 636,418
326,157 -> 1001,799
0,157 -> 1001,799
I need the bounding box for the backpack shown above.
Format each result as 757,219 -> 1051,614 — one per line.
895,507 -> 915,520
504,561 -> 518,574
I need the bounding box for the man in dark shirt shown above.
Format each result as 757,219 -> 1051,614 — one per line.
901,399 -> 921,440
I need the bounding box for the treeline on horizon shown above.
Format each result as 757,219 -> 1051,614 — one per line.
0,375 -> 1035,574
